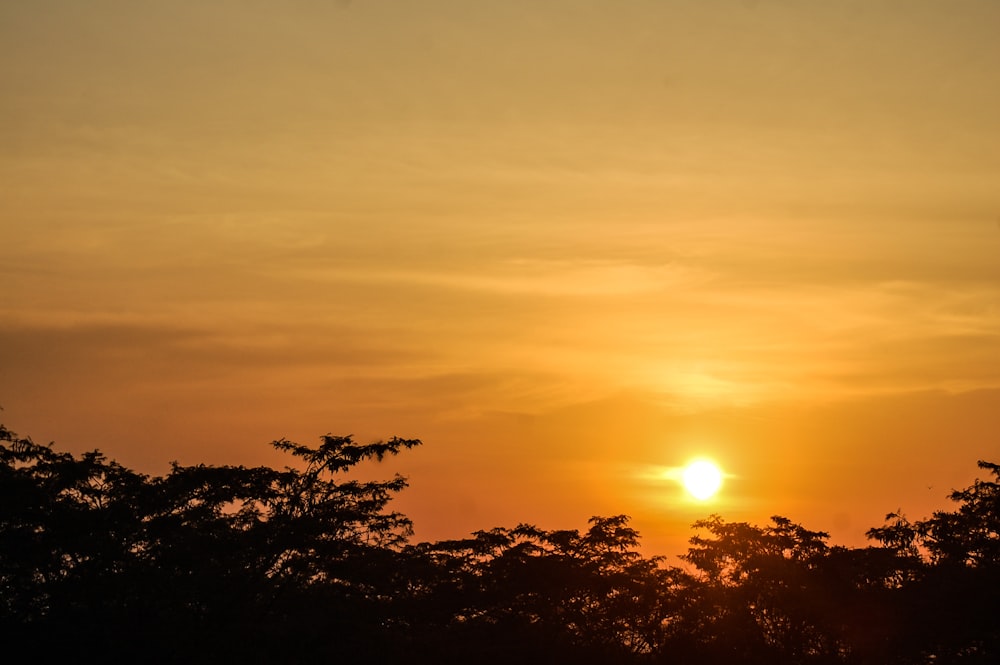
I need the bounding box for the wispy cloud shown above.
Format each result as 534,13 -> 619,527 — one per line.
286,258 -> 710,297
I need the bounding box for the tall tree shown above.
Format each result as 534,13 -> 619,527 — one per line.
0,424 -> 421,661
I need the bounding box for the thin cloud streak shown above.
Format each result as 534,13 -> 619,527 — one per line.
286,260 -> 710,297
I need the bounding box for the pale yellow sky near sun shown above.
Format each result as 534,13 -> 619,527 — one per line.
2,0 -> 1000,556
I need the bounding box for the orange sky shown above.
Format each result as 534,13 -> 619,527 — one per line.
3,0 -> 1000,557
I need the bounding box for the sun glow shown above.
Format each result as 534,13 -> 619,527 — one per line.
681,460 -> 723,500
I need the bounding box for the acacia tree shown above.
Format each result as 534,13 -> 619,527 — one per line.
399,515 -> 686,663
0,424 -> 421,661
673,514 -> 887,664
865,461 -> 1000,664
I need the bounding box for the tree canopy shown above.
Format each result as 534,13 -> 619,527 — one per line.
2,423 -> 998,664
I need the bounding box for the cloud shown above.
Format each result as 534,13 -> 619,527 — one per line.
287,258 -> 709,297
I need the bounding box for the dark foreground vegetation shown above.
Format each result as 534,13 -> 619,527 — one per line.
2,424 -> 998,664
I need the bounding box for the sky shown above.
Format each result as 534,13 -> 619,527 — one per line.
3,0 -> 1000,557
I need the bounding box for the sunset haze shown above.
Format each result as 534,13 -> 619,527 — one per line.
3,0 -> 1000,556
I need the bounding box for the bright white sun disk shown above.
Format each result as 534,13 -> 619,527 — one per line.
682,460 -> 723,500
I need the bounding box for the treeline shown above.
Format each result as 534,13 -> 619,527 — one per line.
2,424 -> 998,664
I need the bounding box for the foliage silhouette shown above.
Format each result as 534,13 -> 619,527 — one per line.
2,422 -> 999,664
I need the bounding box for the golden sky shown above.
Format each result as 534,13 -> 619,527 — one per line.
3,0 -> 1000,556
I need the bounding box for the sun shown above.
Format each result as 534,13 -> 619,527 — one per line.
681,460 -> 723,500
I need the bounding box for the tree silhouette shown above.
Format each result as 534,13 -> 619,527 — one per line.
0,424 -> 421,662
3,421 -> 1000,664
400,515 -> 685,662
866,461 -> 1000,664
669,515 -> 841,664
